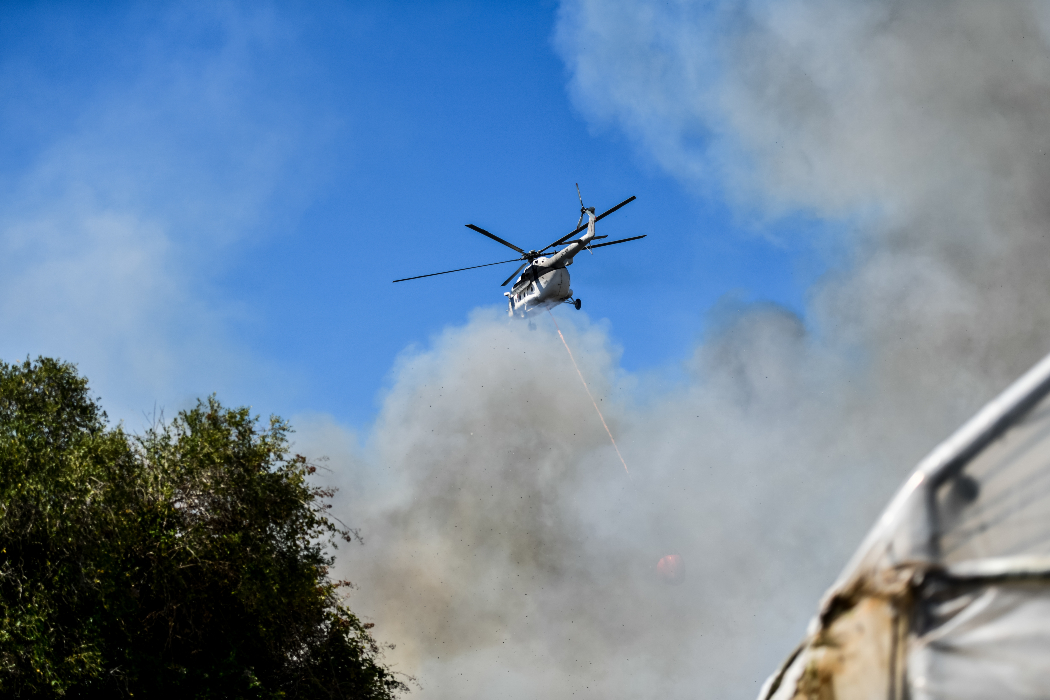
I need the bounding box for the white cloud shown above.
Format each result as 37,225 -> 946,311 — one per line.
0,3 -> 320,422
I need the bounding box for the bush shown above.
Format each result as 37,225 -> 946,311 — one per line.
0,357 -> 406,699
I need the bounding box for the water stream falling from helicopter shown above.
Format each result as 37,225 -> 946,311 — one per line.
547,308 -> 630,476
392,185 -> 644,476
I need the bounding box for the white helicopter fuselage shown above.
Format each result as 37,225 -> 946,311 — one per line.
506,265 -> 572,317
505,210 -> 596,317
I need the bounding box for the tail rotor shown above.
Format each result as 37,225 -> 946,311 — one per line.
576,183 -> 597,254
575,182 -> 586,230
575,183 -> 595,223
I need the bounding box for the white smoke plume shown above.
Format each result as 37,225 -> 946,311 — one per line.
307,2 -> 1050,698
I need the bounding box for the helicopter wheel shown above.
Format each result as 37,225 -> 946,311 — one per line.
574,299 -> 582,310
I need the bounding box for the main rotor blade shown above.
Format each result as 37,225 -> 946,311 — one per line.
539,195 -> 637,253
594,195 -> 636,223
587,234 -> 646,250
543,224 -> 587,252
393,258 -> 522,283
500,262 -> 528,287
465,224 -> 525,254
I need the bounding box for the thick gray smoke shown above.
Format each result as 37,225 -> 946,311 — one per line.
305,2 -> 1050,698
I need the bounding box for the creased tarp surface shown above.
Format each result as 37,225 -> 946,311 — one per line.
760,350 -> 1050,699
910,584 -> 1050,699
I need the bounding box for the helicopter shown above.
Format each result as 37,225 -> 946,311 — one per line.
393,185 -> 646,318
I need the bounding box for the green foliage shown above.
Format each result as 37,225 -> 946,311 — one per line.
0,358 -> 406,699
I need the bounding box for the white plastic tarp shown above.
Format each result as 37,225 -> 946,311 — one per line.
760,351 -> 1050,700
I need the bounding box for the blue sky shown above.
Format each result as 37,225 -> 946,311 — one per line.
0,1 -> 826,427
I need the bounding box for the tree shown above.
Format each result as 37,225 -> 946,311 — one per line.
0,357 -> 406,699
